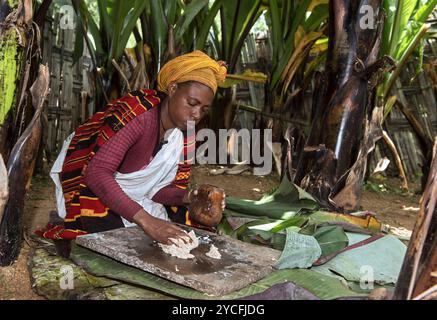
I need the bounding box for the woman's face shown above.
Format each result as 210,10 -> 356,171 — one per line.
167,81 -> 215,130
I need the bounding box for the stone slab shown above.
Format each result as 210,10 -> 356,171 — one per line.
76,225 -> 281,296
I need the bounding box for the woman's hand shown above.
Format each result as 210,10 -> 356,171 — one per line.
133,209 -> 190,245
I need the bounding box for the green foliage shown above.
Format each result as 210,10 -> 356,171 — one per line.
312,226 -> 349,257
380,0 -> 437,99
61,0 -> 436,118
268,0 -> 328,93
364,181 -> 389,193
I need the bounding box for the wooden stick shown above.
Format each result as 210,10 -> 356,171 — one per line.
382,130 -> 409,190
412,284 -> 437,300
111,59 -> 131,92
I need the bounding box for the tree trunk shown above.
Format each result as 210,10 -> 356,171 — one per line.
294,0 -> 394,210
393,138 -> 437,300
0,64 -> 49,266
0,0 -> 28,161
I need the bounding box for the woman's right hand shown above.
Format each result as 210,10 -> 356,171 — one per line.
132,209 -> 190,245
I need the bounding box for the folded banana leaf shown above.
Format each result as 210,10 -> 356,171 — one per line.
275,229 -> 322,269
225,176 -> 317,220
219,211 -> 350,255
307,211 -> 382,233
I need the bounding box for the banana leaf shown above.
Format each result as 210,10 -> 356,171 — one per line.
312,225 -> 349,257
269,0 -> 328,90
223,0 -> 263,65
270,216 -> 308,233
148,0 -> 167,70
311,234 -> 407,286
274,229 -> 322,269
62,243 -> 365,300
379,0 -> 437,99
388,0 -> 418,56
220,70 -> 268,88
225,176 -> 317,220
220,218 -> 287,250
174,0 -> 209,42
113,0 -> 149,60
195,0 -> 223,51
307,211 -> 382,233
31,248 -> 174,300
163,0 -> 178,26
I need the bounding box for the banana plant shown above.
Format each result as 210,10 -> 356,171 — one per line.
72,0 -> 147,68
144,0 -> 210,76
196,0 -> 264,73
191,0 -> 266,129
267,0 -> 329,109
71,0 -> 211,106
378,0 -> 437,189
379,0 -> 437,100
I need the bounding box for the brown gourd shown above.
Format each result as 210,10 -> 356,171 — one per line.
189,184 -> 225,227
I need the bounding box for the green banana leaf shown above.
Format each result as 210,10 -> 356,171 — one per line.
225,176 -> 317,220
311,234 -> 407,286
31,248 -> 174,300
195,0 -> 223,51
388,0 -> 418,56
269,0 -> 328,90
312,225 -> 349,257
379,0 -> 437,100
63,243 -> 365,300
306,211 -> 382,233
174,0 -> 209,42
275,229 -> 322,269
217,217 -> 287,250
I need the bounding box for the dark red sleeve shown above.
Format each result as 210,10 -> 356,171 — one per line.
152,185 -> 188,206
83,114 -> 152,222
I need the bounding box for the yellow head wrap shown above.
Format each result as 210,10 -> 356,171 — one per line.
157,50 -> 227,95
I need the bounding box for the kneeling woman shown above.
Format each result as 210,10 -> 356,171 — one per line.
38,51 -> 227,245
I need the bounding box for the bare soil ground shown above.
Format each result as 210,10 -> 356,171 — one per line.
0,165 -> 422,300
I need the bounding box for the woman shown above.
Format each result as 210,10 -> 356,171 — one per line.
38,51 -> 227,245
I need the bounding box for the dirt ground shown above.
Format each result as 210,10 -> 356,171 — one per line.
0,164 -> 422,300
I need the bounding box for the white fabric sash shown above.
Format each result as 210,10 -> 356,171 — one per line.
50,128 -> 184,228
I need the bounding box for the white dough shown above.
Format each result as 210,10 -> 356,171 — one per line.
205,244 -> 222,259
158,230 -> 199,259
